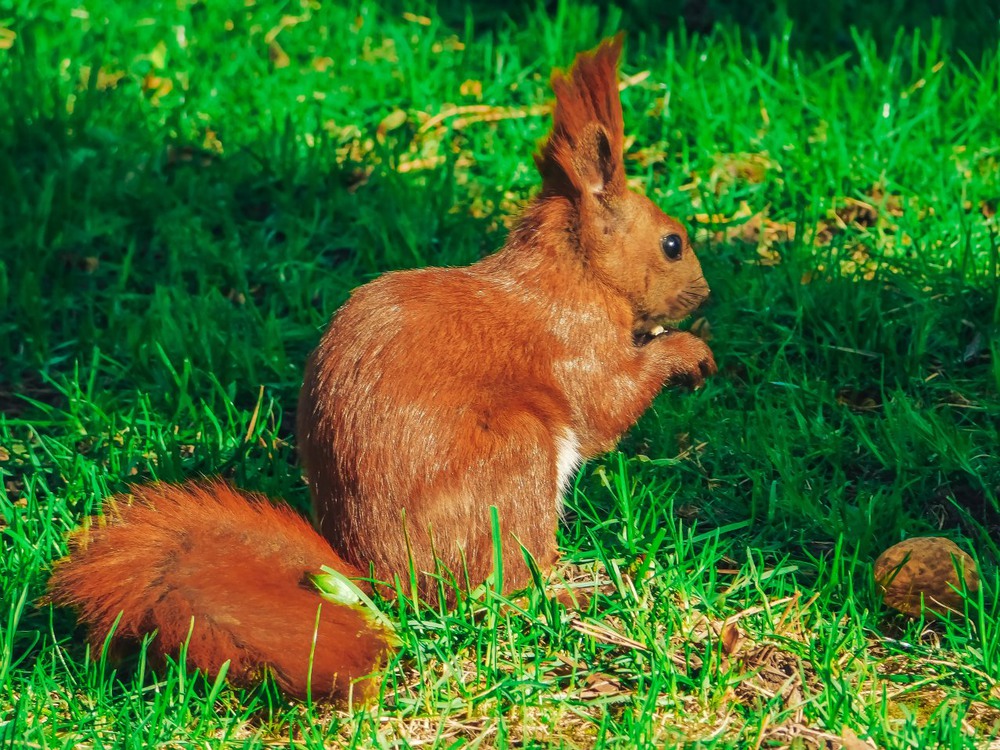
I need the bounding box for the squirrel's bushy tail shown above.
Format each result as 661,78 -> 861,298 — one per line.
48,480 -> 393,703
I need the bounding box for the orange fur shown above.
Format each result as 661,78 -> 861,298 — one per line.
48,481 -> 392,703
299,34 -> 716,600
535,34 -> 626,199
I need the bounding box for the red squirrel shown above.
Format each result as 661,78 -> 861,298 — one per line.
48,35 -> 715,705
297,34 -> 714,598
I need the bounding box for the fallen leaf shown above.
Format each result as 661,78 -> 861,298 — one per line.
311,56 -> 333,72
264,13 -> 308,44
402,11 -> 432,25
0,27 -> 16,50
269,40 -> 290,69
840,726 -> 878,750
710,151 -> 777,188
396,155 -> 445,173
202,129 -> 223,154
376,109 -> 408,143
720,621 -> 744,656
79,65 -> 126,91
579,671 -> 627,699
142,72 -> 173,105
433,36 -> 465,53
460,79 -> 482,98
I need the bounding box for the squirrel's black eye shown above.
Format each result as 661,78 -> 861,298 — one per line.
661,233 -> 683,260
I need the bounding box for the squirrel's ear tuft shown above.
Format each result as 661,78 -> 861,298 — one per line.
535,34 -> 626,202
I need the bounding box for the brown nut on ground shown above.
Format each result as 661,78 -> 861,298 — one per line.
874,537 -> 979,618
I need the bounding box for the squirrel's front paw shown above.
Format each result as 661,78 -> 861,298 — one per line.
659,331 -> 717,389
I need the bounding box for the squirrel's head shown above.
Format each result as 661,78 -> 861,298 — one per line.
535,35 -> 709,336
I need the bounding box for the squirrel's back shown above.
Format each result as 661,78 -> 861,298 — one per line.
48,481 -> 393,703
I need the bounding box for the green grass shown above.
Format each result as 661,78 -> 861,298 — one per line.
2,0 -> 999,747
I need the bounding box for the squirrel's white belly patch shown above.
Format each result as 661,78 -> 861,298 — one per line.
554,428 -> 582,511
